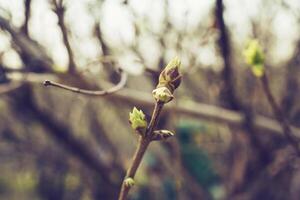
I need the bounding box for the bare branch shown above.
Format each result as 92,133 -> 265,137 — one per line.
261,74 -> 300,155
51,0 -> 76,73
43,69 -> 127,96
21,0 -> 32,35
0,15 -> 53,72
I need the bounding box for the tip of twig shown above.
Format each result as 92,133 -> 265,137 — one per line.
43,80 -> 51,86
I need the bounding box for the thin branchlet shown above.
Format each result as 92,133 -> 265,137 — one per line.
43,70 -> 127,96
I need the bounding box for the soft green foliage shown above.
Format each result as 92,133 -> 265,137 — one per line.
243,39 -> 265,77
152,87 -> 174,103
129,107 -> 147,132
124,177 -> 135,188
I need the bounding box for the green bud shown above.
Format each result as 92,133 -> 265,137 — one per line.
129,107 -> 147,133
124,177 -> 135,188
243,39 -> 265,77
157,57 -> 182,93
151,130 -> 175,141
152,87 -> 174,103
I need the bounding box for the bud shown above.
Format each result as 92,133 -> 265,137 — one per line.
152,130 -> 175,141
157,57 -> 182,93
152,87 -> 174,103
124,177 -> 135,188
129,107 -> 147,134
243,39 -> 265,77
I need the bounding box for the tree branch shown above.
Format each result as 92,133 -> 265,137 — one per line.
51,0 -> 76,73
261,74 -> 300,155
43,69 -> 127,96
21,0 -> 32,36
118,102 -> 164,200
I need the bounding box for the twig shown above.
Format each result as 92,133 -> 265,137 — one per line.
260,74 -> 300,156
118,102 -> 164,200
51,0 -> 76,73
43,69 -> 127,96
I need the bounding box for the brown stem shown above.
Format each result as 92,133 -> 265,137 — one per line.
118,102 -> 164,200
43,70 -> 127,96
260,74 -> 300,156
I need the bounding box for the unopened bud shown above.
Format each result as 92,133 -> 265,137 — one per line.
152,130 -> 175,141
152,87 -> 174,103
124,177 -> 135,188
157,57 -> 182,93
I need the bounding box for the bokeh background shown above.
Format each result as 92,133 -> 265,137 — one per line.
1,0 -> 300,199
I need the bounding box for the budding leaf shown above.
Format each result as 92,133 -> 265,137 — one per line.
152,87 -> 174,103
129,107 -> 147,134
152,130 -> 175,141
243,39 -> 265,77
124,177 -> 135,188
157,57 -> 182,93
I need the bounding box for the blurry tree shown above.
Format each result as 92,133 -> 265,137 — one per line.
0,0 -> 300,200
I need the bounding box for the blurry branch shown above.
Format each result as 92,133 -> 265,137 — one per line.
21,0 -> 32,35
215,1 -> 262,194
0,71 -> 57,95
103,83 -> 300,138
10,85 -> 124,190
215,0 -> 240,110
244,40 -> 300,155
51,0 -> 76,73
94,22 -> 110,57
3,70 -> 300,139
261,74 -> 300,155
43,69 -> 127,96
281,42 -> 300,115
0,81 -> 23,95
0,15 -> 53,72
0,64 -> 8,83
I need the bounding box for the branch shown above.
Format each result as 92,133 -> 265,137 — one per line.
261,74 -> 300,155
0,15 -> 53,72
118,103 -> 164,200
118,57 -> 181,200
94,22 -> 110,57
215,0 -> 240,110
8,84 -> 124,192
21,0 -> 32,35
43,69 -> 127,96
51,0 -> 76,73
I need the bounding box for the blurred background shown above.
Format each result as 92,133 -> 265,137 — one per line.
0,0 -> 300,199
